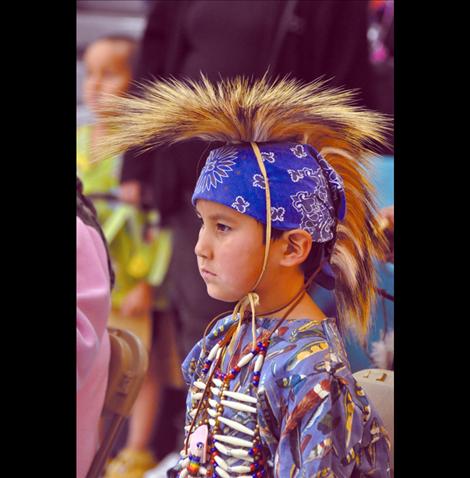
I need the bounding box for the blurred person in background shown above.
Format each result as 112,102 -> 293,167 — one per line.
78,35 -> 177,478
77,178 -> 113,478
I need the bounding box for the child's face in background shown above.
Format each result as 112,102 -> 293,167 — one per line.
83,40 -> 133,116
194,199 -> 276,303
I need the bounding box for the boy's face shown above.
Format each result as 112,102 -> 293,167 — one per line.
83,40 -> 133,116
195,199 -> 273,302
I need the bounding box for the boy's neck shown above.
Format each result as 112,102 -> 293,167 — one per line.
255,271 -> 327,322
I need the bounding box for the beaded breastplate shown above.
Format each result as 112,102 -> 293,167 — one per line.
178,334 -> 271,478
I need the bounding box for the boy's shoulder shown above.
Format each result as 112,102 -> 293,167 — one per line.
265,318 -> 351,380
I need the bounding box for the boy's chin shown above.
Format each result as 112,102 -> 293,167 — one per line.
206,285 -> 240,303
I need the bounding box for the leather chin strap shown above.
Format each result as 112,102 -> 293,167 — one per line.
227,142 -> 272,354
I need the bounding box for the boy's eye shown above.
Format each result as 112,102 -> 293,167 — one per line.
216,223 -> 231,232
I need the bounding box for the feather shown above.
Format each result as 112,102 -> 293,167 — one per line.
286,340 -> 329,372
98,75 -> 391,339
288,424 -> 302,471
283,379 -> 331,435
98,75 -> 390,156
344,391 -> 355,449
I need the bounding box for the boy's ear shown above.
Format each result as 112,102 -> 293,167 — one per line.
280,229 -> 312,267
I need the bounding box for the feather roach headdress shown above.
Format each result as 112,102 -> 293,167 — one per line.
98,75 -> 391,341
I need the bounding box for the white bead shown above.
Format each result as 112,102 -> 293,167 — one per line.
192,392 -> 203,401
184,425 -> 191,432
199,466 -> 207,476
207,343 -> 220,361
254,354 -> 265,373
189,409 -> 197,417
237,352 -> 254,368
179,469 -> 188,478
214,455 -> 229,470
215,466 -> 231,478
208,398 -> 219,408
212,378 -> 223,388
230,449 -> 253,461
211,387 -> 221,396
208,408 -> 217,418
180,457 -> 190,468
218,416 -> 255,436
221,399 -> 257,414
214,434 -> 253,448
223,391 -> 258,403
209,418 -> 216,427
214,441 -> 229,455
193,380 -> 206,390
229,465 -> 251,473
214,443 -> 253,462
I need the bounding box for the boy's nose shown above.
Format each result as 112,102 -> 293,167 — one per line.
194,228 -> 212,260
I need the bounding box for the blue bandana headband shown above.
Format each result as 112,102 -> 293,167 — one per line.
192,142 -> 345,240
192,141 -> 346,288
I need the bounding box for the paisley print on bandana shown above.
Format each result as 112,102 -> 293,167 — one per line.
261,151 -> 276,163
290,144 -> 308,158
290,190 -> 335,242
287,167 -> 315,183
253,173 -> 266,189
271,206 -> 285,222
231,195 -> 250,213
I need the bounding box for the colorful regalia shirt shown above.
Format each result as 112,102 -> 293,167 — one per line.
174,314 -> 391,478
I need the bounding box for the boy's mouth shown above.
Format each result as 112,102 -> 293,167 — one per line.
200,268 -> 216,279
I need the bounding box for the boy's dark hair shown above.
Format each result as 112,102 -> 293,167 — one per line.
263,225 -> 333,280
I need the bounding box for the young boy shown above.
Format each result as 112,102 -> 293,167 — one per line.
98,76 -> 392,477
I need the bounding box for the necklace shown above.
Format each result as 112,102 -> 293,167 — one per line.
180,324 -> 270,478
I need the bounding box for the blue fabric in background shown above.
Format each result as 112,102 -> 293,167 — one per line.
311,155 -> 394,371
